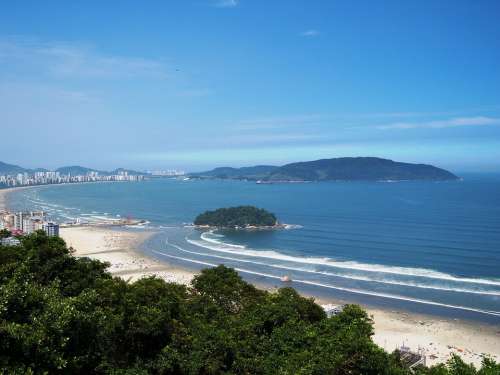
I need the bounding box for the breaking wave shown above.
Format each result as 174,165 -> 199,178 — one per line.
152,249 -> 500,318
166,242 -> 500,296
191,232 -> 500,288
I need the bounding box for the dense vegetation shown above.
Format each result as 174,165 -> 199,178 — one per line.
190,157 -> 459,181
190,166 -> 278,180
194,206 -> 278,228
0,229 -> 11,239
0,231 -> 498,374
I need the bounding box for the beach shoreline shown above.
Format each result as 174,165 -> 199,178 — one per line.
60,226 -> 194,285
59,225 -> 500,368
0,180 -> 140,212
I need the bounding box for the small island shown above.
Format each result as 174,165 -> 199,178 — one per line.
194,206 -> 281,229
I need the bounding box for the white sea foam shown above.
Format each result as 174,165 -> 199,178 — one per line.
284,224 -> 304,229
168,243 -> 500,296
90,215 -> 120,222
189,236 -> 500,287
151,250 -> 500,318
201,232 -> 246,249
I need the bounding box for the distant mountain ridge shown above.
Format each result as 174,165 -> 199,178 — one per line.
190,165 -> 278,180
0,161 -> 147,176
0,161 -> 27,175
190,157 -> 459,181
0,161 -> 50,175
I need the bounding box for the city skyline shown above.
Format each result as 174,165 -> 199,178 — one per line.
1,1 -> 500,172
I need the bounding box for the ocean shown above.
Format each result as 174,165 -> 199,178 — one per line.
6,174 -> 500,324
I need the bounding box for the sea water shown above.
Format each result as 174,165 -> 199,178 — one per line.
7,174 -> 500,323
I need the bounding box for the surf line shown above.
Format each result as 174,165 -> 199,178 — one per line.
166,242 -> 500,296
189,237 -> 500,287
151,250 -> 500,318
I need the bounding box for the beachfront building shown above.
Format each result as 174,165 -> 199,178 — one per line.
22,217 -> 35,234
0,169 -> 146,188
23,218 -> 44,234
10,211 -> 46,232
13,212 -> 25,231
42,222 -> 59,237
0,211 -> 53,235
0,237 -> 21,246
0,212 -> 15,229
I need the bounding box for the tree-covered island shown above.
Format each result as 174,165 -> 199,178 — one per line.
194,205 -> 280,228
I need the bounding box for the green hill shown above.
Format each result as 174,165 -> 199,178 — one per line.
0,161 -> 26,175
267,157 -> 458,181
190,157 -> 458,181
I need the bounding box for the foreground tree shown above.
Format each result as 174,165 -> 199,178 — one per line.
0,231 -> 497,374
0,229 -> 11,239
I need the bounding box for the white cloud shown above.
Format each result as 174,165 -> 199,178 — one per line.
0,37 -> 168,79
213,0 -> 238,8
377,116 -> 500,130
300,30 -> 320,37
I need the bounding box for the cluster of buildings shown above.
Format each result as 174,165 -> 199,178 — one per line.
0,170 -> 146,188
0,210 -> 59,237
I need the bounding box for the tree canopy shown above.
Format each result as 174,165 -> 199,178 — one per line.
0,229 -> 11,239
0,231 -> 497,374
194,206 -> 278,228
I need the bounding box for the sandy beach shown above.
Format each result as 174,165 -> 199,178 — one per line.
370,307 -> 500,366
59,225 -> 500,368
60,226 -> 194,284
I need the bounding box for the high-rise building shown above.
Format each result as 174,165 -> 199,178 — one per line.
1,213 -> 15,229
22,217 -> 35,234
14,212 -> 25,230
42,222 -> 59,237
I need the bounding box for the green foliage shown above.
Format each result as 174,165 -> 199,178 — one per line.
0,231 -> 497,374
413,354 -> 500,375
0,228 -> 11,239
194,205 -> 277,227
191,265 -> 265,314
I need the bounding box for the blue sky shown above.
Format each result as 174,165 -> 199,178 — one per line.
1,0 -> 499,172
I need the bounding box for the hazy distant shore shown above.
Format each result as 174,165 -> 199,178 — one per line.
59,225 -> 499,367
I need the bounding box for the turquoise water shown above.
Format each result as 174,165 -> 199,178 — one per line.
7,175 -> 500,323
